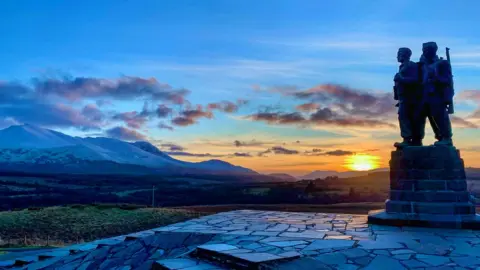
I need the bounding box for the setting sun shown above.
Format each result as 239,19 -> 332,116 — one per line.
344,154 -> 380,171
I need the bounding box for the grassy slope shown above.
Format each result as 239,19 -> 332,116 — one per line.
0,205 -> 203,247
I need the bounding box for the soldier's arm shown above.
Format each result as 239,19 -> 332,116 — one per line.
435,60 -> 452,84
397,62 -> 419,84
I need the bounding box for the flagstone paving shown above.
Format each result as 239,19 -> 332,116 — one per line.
2,210 -> 480,269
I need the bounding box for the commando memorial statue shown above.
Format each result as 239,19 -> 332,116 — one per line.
394,42 -> 454,148
368,41 -> 480,229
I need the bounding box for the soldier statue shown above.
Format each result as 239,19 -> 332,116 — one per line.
417,41 -> 454,146
393,47 -> 423,148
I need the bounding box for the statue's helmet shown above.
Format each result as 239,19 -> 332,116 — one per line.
398,47 -> 412,58
422,41 -> 438,52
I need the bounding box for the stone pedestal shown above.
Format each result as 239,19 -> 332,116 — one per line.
368,146 -> 480,229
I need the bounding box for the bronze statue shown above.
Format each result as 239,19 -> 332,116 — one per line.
393,42 -> 455,148
417,41 -> 454,146
393,47 -> 422,147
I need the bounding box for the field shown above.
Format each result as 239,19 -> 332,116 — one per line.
0,171 -> 395,211
174,202 -> 387,214
0,205 -> 203,247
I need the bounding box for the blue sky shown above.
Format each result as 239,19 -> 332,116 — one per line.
1,0 -> 480,174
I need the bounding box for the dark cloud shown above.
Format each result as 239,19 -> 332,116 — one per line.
33,76 -> 190,104
0,81 -> 104,130
156,104 -> 173,118
232,152 -> 252,157
250,84 -> 396,129
296,84 -> 396,117
207,99 -> 249,113
0,102 -> 104,131
208,101 -> 238,113
451,116 -> 478,129
234,140 -> 265,147
0,75 -> 248,132
171,116 -> 195,126
111,102 -> 156,129
82,104 -> 105,122
171,107 -> 214,127
158,122 -> 174,131
0,82 -> 31,103
160,143 -> 185,151
324,150 -> 355,156
296,103 -> 320,112
309,107 -> 395,128
247,107 -> 394,128
112,111 -> 148,129
249,111 -> 307,125
105,126 -> 147,141
303,148 -> 324,156
258,146 -> 299,156
165,151 -> 222,157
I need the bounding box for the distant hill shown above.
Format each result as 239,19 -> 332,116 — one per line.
268,173 -> 298,182
300,168 -> 388,180
300,167 -> 480,181
0,124 -> 256,176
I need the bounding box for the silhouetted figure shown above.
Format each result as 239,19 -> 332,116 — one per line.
417,41 -> 454,146
393,47 -> 422,147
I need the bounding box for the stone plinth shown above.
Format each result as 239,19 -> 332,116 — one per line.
369,146 -> 480,229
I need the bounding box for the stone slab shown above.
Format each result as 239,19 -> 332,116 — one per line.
368,209 -> 480,230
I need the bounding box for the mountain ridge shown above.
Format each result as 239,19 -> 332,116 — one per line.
0,124 -> 255,175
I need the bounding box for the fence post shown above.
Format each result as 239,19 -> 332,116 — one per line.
24,235 -> 27,246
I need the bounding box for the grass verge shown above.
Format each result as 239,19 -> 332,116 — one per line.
0,204 -> 204,247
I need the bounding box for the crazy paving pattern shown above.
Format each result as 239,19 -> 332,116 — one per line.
2,210 -> 480,269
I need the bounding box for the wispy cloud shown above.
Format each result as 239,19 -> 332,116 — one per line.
105,126 -> 146,141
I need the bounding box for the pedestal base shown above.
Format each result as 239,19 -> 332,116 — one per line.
368,209 -> 480,230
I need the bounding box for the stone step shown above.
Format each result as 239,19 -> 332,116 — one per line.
389,190 -> 471,202
386,200 -> 476,215
390,169 -> 466,181
368,209 -> 480,230
390,179 -> 468,191
390,157 -> 464,171
191,244 -> 300,269
152,258 -> 226,270
390,145 -> 461,161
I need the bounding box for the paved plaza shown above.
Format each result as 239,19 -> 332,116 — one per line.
2,210 -> 480,269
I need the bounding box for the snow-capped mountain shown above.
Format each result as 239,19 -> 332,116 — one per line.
0,124 -> 255,175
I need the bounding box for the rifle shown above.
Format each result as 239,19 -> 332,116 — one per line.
446,47 -> 455,114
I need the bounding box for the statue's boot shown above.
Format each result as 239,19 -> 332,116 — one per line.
434,138 -> 453,146
410,139 -> 423,146
394,139 -> 411,148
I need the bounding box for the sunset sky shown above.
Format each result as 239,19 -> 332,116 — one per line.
1,0 -> 480,175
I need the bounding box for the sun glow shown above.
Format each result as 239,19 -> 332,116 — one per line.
345,154 -> 380,171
